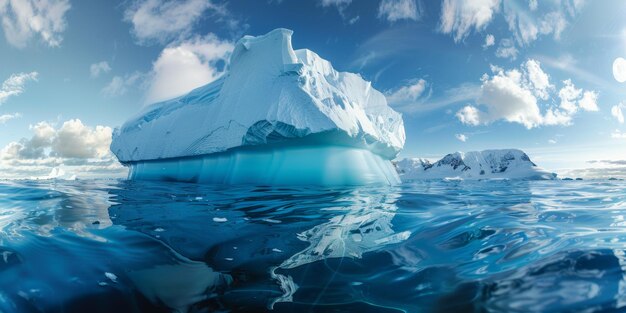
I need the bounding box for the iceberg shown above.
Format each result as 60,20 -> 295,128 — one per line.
395,149 -> 557,181
110,28 -> 405,185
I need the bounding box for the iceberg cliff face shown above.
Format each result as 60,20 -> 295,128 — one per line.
111,29 -> 405,185
396,149 -> 556,181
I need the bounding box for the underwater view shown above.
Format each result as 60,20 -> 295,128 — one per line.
1,179 -> 626,312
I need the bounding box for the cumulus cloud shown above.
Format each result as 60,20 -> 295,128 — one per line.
525,59 -> 553,99
100,33 -> 232,103
455,133 -> 467,142
439,0 -> 501,42
145,34 -> 233,103
90,61 -> 111,78
124,0 -> 226,44
0,112 -> 20,124
483,34 -> 494,49
0,0 -> 70,48
378,0 -> 421,22
456,105 -> 483,126
612,102 -> 625,124
384,78 -> 430,113
0,119 -> 126,179
456,59 -> 599,129
0,71 -> 38,104
52,119 -> 112,158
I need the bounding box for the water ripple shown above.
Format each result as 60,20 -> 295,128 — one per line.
0,179 -> 625,312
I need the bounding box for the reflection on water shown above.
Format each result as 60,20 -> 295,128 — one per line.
271,191 -> 411,308
0,179 -> 625,312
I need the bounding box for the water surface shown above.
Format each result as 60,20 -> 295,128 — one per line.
1,179 -> 625,312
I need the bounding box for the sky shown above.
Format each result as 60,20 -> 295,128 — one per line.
0,0 -> 625,179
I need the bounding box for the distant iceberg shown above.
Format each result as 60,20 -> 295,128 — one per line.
111,29 -> 405,185
395,149 -> 557,181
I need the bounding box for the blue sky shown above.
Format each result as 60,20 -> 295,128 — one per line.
0,0 -> 625,179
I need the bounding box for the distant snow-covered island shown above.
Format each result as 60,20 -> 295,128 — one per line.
395,149 -> 557,181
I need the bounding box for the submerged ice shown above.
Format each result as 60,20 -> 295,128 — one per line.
111,28 -> 405,185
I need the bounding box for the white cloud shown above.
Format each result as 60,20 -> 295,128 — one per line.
0,119 -> 126,179
483,34 -> 494,48
0,112 -> 20,124
538,11 -> 567,40
525,59 -> 553,99
0,71 -> 38,104
548,139 -> 557,144
612,102 -> 625,124
90,61 -> 111,78
0,0 -> 70,48
320,0 -> 352,8
52,119 -> 112,158
378,0 -> 421,22
146,34 -> 233,103
348,15 -> 359,24
503,1 -> 581,47
124,0 -> 223,44
558,79 -> 582,114
578,90 -> 598,112
557,79 -> 598,113
495,38 -> 518,60
455,133 -> 467,142
439,1 -> 584,47
457,59 -> 599,129
612,130 -> 626,139
102,72 -> 144,97
439,0 -> 500,42
421,83 -> 481,113
456,105 -> 483,126
613,57 -> 626,83
384,78 -> 429,113
475,63 -> 544,128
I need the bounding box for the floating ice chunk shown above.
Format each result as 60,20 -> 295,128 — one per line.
213,217 -> 228,223
111,28 -> 405,186
262,218 -> 281,224
105,272 -> 118,283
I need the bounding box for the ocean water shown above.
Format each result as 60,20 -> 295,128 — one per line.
1,179 -> 625,312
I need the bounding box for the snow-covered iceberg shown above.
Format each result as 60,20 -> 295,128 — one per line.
395,149 -> 556,181
110,28 -> 405,185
